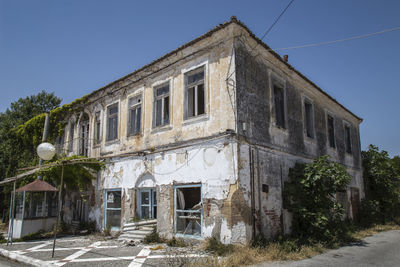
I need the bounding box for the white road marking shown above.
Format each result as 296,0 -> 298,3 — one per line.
18,242 -> 51,254
54,241 -> 102,266
128,246 -> 152,267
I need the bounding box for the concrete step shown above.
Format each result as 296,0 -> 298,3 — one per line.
122,229 -> 153,235
123,225 -> 155,232
123,219 -> 157,228
119,233 -> 149,239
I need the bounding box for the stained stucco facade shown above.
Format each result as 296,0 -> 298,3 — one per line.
60,17 -> 363,244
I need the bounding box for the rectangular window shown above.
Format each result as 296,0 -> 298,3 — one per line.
185,67 -> 205,119
304,100 -> 314,138
154,84 -> 170,127
128,95 -> 142,135
274,85 -> 285,128
174,185 -> 202,237
94,112 -> 101,145
327,115 -> 335,148
345,124 -> 352,154
107,104 -> 118,141
68,122 -> 74,152
105,189 -> 121,230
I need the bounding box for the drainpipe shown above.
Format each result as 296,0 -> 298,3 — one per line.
249,146 -> 256,239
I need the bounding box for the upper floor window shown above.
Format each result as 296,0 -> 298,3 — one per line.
94,111 -> 101,145
107,104 -> 118,141
304,99 -> 314,138
128,95 -> 142,135
273,85 -> 286,129
327,115 -> 335,148
185,67 -> 205,119
344,124 -> 352,154
154,84 -> 170,127
68,121 -> 74,152
79,114 -> 89,156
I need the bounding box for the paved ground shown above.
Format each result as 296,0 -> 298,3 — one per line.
0,256 -> 25,267
0,236 -> 207,267
253,230 -> 400,267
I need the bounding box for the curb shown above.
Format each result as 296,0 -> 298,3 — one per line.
0,247 -> 54,267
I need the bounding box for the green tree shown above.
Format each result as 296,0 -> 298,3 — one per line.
362,145 -> 400,223
0,91 -> 61,179
284,155 -> 352,243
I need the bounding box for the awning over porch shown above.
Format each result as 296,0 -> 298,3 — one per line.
16,179 -> 58,192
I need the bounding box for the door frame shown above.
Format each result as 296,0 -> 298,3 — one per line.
104,188 -> 122,231
138,188 -> 156,219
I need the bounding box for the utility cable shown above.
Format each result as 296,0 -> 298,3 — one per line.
272,26 -> 400,51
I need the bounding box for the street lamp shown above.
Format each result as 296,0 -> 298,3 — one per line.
37,142 -> 56,161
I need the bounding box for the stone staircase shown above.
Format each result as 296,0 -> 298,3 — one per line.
118,219 -> 156,243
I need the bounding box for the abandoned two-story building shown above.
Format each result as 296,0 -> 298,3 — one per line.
60,17 -> 363,244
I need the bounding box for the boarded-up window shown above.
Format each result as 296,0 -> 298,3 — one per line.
327,115 -> 335,148
304,100 -> 314,138
274,85 -> 285,128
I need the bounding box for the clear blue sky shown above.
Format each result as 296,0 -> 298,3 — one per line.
1,0 -> 399,156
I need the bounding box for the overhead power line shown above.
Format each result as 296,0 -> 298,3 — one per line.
259,0 -> 296,41
273,26 -> 400,51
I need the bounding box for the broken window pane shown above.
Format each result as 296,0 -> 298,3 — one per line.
128,95 -> 142,135
154,84 -> 170,127
175,186 -> 201,236
197,84 -> 205,115
107,104 -> 118,141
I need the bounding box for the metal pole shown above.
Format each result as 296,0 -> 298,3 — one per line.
52,164 -> 64,258
6,184 -> 13,246
9,181 -> 16,245
38,113 -> 50,180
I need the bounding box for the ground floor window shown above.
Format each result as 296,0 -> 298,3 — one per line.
138,188 -> 157,219
104,189 -> 121,230
174,184 -> 202,237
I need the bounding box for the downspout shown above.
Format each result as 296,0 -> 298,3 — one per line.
249,146 -> 256,239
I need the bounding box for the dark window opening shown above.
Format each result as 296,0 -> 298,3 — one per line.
345,125 -> 352,154
304,101 -> 314,138
328,115 -> 335,148
95,112 -> 101,145
274,85 -> 285,128
175,186 -> 201,237
68,122 -> 74,152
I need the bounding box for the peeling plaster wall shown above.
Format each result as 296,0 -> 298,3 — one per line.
96,138 -> 244,242
234,33 -> 364,240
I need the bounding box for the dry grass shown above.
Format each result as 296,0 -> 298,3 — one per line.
186,223 -> 400,267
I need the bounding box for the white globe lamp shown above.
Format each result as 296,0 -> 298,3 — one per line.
37,142 -> 56,161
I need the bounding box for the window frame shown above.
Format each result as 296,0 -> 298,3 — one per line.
68,120 -> 75,152
344,122 -> 352,154
184,66 -> 206,120
106,103 -> 119,142
326,113 -> 336,149
127,94 -> 143,136
272,83 -> 286,129
153,82 -> 170,128
94,111 -> 102,146
303,97 -> 315,139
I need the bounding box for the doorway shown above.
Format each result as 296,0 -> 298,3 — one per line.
138,188 -> 156,219
104,189 -> 121,230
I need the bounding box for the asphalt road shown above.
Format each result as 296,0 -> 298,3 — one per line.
0,256 -> 24,267
254,230 -> 400,267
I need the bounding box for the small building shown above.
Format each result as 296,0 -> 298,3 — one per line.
59,17 -> 363,243
10,179 -> 58,239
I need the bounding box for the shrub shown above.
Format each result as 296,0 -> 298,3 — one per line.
143,229 -> 165,244
284,155 -> 352,243
166,237 -> 187,247
205,236 -> 234,256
